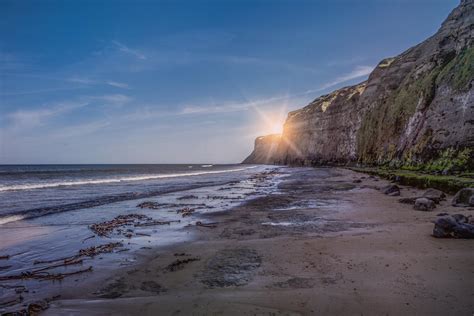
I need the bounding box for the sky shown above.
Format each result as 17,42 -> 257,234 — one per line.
0,0 -> 459,164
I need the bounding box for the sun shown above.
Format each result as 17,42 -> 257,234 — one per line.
252,105 -> 287,136
262,114 -> 285,135
269,122 -> 283,134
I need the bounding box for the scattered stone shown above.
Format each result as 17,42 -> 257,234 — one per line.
137,201 -> 162,209
176,207 -> 195,217
165,257 -> 200,272
414,198 -> 436,211
399,197 -> 416,204
382,184 -> 400,196
452,188 -> 474,207
422,188 -> 446,204
432,214 -> 474,238
27,299 -> 49,314
90,214 -> 151,237
177,195 -> 199,200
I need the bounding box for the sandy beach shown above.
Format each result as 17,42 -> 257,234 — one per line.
41,167 -> 474,315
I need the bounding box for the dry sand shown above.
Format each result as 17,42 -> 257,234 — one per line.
46,167 -> 474,315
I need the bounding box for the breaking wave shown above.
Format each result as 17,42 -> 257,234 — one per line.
0,167 -> 252,193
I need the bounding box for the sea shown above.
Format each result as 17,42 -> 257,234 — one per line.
0,163 -> 282,311
0,164 -> 268,224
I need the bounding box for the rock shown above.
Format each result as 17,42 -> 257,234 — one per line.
433,214 -> 474,239
353,179 -> 362,183
452,188 -> 474,207
399,197 -> 416,204
28,300 -> 49,314
421,189 -> 446,204
451,214 -> 470,224
382,184 -> 400,196
414,198 -> 436,211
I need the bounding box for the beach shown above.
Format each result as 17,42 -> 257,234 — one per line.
2,166 -> 471,315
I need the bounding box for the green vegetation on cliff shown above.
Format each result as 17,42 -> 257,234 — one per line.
357,46 -> 473,166
437,46 -> 474,91
350,167 -> 474,194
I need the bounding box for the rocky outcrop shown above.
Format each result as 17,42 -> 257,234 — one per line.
242,134 -> 281,164
243,0 -> 473,169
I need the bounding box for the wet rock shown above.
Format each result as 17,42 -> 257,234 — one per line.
140,281 -> 165,294
414,198 -> 436,211
165,257 -> 200,272
433,214 -> 474,238
28,300 -> 49,314
201,248 -> 261,288
452,188 -> 474,207
382,184 -> 400,196
96,277 -> 131,298
422,188 -> 446,204
399,197 -> 416,204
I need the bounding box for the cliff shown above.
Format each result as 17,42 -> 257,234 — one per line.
244,0 -> 473,171
242,134 -> 281,164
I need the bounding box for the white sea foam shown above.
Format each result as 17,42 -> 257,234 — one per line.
0,167 -> 256,193
0,214 -> 25,225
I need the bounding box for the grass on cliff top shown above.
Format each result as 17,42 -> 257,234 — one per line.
349,167 -> 474,194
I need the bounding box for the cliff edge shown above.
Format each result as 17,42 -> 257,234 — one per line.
244,0 -> 473,171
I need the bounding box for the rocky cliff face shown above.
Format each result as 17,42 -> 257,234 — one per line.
242,134 -> 281,164
244,0 -> 473,171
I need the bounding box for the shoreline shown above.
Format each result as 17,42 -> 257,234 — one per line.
0,166 -> 282,314
41,167 -> 474,315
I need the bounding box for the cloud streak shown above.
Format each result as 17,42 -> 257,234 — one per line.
180,65 -> 374,116
314,65 -> 374,91
112,40 -> 147,60
6,101 -> 89,130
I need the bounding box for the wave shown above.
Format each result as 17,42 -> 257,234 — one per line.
0,167 -> 252,193
0,215 -> 25,225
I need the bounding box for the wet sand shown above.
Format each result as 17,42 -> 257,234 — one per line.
39,168 -> 474,314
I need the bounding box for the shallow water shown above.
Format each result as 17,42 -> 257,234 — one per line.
0,165 -> 283,313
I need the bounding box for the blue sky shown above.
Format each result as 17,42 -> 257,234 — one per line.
0,0 -> 459,164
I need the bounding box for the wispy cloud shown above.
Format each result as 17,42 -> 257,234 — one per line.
315,65 -> 374,91
179,65 -> 374,116
106,81 -> 130,89
92,94 -> 132,106
6,101 -> 89,130
180,94 -> 300,116
0,86 -> 87,96
112,40 -> 147,60
69,77 -> 130,89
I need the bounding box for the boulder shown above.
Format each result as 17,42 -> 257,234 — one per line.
382,184 -> 400,196
414,198 -> 435,211
421,188 -> 446,204
399,197 -> 416,205
452,188 -> 474,207
433,214 -> 474,239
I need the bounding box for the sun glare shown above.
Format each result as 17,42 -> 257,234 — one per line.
260,111 -> 285,135
270,122 -> 283,134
